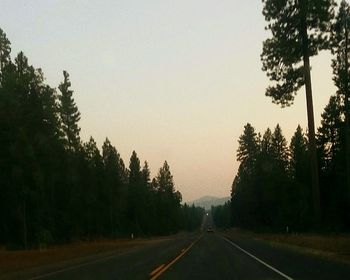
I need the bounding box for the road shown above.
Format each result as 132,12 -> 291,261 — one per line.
159,233 -> 350,280
4,229 -> 350,279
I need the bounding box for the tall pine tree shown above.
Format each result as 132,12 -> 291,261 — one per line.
261,0 -> 336,221
331,0 -> 350,203
58,71 -> 81,152
127,151 -> 143,234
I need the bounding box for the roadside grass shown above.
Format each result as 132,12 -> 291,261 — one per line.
0,237 -> 171,275
223,228 -> 350,263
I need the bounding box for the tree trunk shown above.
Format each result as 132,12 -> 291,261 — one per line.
344,17 -> 350,209
22,200 -> 28,249
300,12 -> 321,223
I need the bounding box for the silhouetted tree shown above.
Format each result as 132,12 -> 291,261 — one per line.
0,28 -> 11,76
232,124 -> 260,228
290,126 -> 308,179
317,95 -> 343,169
127,151 -> 143,233
141,161 -> 157,234
155,161 -> 182,234
265,125 -> 290,228
271,125 -> 288,167
82,137 -> 104,236
289,126 -> 312,229
102,138 -> 126,235
237,123 -> 259,174
261,0 -> 336,221
331,0 -> 350,202
317,95 -> 348,228
58,71 -> 81,152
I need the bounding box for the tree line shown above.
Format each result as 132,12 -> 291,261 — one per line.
214,107 -> 349,231
211,202 -> 231,229
230,120 -> 345,231
0,28 -> 204,249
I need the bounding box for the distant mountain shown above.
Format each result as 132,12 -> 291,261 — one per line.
187,196 -> 230,210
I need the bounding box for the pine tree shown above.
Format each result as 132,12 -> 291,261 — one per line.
317,95 -> 343,169
290,125 -> 308,179
317,95 -> 348,228
261,0 -> 336,221
102,138 -> 124,235
331,0 -> 350,201
84,137 -> 102,169
261,128 -> 273,156
271,124 -> 289,170
58,71 -> 81,152
127,151 -> 143,233
141,161 -> 156,233
237,123 -> 259,174
290,125 -> 312,228
129,151 -> 142,187
83,137 -> 103,236
156,161 -> 181,233
0,28 -> 11,78
0,28 -> 13,244
256,128 -> 275,226
156,161 -> 175,193
233,124 -> 261,228
262,125 -> 289,227
141,161 -> 151,186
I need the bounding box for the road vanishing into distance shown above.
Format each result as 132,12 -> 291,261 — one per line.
3,216 -> 350,280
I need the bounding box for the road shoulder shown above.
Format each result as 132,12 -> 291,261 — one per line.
221,228 -> 350,280
0,236 -> 175,280
222,228 -> 350,265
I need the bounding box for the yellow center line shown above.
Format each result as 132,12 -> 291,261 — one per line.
150,264 -> 165,276
149,234 -> 203,280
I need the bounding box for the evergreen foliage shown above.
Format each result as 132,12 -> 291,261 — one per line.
58,71 -> 81,152
231,118 -> 350,231
0,28 -> 203,248
261,0 -> 336,222
212,202 -> 231,229
330,0 -> 350,210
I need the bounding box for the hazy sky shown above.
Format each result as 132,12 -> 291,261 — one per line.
1,0 -> 337,201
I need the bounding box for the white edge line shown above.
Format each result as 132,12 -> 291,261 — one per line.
221,236 -> 294,280
27,251 -> 129,280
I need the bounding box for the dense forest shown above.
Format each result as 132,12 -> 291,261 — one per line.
228,119 -> 349,232
213,111 -> 350,231
0,28 -> 204,249
213,119 -> 349,232
213,1 -> 350,232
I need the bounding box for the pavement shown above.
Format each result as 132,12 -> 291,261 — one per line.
2,223 -> 350,279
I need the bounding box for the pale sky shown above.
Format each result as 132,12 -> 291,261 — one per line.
1,0 -> 337,201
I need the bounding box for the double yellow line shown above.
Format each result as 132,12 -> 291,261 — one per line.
149,234 -> 203,280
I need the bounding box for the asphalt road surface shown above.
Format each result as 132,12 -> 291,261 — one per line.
4,228 -> 350,280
